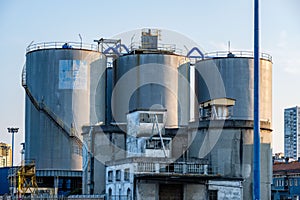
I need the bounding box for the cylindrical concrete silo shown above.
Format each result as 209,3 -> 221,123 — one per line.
190,52 -> 272,199
23,43 -> 106,172
112,52 -> 190,128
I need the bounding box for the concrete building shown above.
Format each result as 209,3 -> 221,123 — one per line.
102,109 -> 244,200
272,161 -> 300,199
0,143 -> 12,167
284,106 -> 300,160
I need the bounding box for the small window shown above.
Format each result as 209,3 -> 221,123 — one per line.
116,170 -> 121,181
208,190 -> 218,200
290,179 -> 293,186
108,171 -> 113,182
295,179 -> 298,186
146,138 -> 170,150
124,168 -> 130,181
140,113 -> 163,123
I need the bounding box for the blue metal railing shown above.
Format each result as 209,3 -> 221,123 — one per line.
204,50 -> 272,62
26,42 -> 98,53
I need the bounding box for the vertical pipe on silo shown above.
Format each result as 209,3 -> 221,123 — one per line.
253,0 -> 260,199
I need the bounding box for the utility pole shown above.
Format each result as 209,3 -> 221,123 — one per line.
253,0 -> 260,199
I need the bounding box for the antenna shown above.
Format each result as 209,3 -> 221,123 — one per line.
79,34 -> 82,49
130,34 -> 136,51
228,41 -> 231,53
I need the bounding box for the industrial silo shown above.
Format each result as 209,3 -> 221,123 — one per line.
111,29 -> 190,128
195,52 -> 272,121
189,51 -> 272,199
23,42 -> 106,193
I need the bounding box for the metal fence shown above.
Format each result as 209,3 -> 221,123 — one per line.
26,42 -> 98,53
204,50 -> 272,62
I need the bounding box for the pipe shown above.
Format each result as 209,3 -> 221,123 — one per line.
115,43 -> 130,53
103,46 -> 121,56
253,0 -> 260,199
186,47 -> 205,59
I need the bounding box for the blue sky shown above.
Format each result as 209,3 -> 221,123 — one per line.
0,0 -> 299,164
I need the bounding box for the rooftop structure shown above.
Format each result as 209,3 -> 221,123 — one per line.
272,161 -> 300,199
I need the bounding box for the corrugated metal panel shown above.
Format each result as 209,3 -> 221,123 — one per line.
36,169 -> 82,177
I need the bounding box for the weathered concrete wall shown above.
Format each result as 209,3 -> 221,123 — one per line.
136,183 -> 157,200
185,184 -> 206,200
171,133 -> 188,160
208,180 -> 243,200
188,120 -> 272,199
82,127 -> 126,194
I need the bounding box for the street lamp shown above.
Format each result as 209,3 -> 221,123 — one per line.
7,127 -> 19,199
7,128 -> 18,167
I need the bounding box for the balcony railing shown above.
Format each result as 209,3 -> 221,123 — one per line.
136,161 -> 216,175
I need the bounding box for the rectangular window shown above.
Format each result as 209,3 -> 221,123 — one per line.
140,113 -> 163,123
108,170 -> 113,182
124,168 -> 130,181
116,170 -> 121,181
290,179 -> 293,186
295,179 -> 298,186
146,138 -> 170,150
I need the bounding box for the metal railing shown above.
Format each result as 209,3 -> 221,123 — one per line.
129,42 -> 185,55
26,42 -> 98,53
204,50 -> 272,62
136,161 -> 214,175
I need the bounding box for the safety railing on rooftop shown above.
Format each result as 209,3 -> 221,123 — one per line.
129,42 -> 185,55
204,50 -> 272,62
26,42 -> 98,53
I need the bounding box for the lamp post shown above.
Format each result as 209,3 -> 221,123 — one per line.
7,127 -> 19,199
